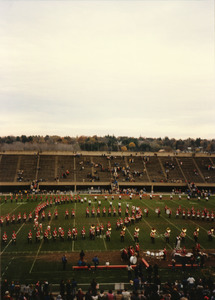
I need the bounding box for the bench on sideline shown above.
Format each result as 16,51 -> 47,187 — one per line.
73,265 -> 136,270
168,264 -> 199,268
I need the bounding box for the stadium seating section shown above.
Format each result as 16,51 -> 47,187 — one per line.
0,152 -> 215,191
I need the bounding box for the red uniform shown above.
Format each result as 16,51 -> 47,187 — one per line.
28,230 -> 32,243
2,232 -> 7,243
12,231 -> 16,243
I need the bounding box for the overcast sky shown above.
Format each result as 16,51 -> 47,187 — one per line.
0,1 -> 214,139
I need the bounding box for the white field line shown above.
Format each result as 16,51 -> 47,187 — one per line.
1,256 -> 14,277
96,217 -> 107,250
1,222 -> 26,255
29,208 -> 56,274
140,209 -> 173,250
72,203 -> 76,252
2,203 -> 22,220
140,200 -> 204,248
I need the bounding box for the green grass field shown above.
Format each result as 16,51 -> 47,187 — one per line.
1,194 -> 215,286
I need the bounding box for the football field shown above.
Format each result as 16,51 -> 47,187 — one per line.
1,193 -> 215,285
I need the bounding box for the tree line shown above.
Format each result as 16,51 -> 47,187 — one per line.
0,135 -> 214,153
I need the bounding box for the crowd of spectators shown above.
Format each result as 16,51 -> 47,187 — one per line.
1,275 -> 215,300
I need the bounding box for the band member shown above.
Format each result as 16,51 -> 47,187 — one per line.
90,225 -> 95,240
0,216 -> 3,226
182,209 -> 186,219
81,226 -> 86,239
91,207 -> 95,217
118,207 -> 122,217
144,208 -> 149,217
65,209 -> 69,219
120,226 -> 126,242
96,224 -> 100,236
44,229 -> 49,243
135,243 -> 140,257
72,227 -> 78,240
134,227 -> 139,243
156,208 -> 161,217
113,207 -> 116,217
164,228 -> 171,243
86,207 -> 90,218
196,210 -> 200,220
102,206 -> 106,217
28,230 -> 32,244
108,207 -> 112,217
193,228 -> 199,243
67,228 -> 72,240
176,209 -> 179,218
41,210 -> 45,220
23,213 -> 27,223
6,215 -> 9,225
2,231 -> 7,243
97,207 -> 100,217
28,212 -> 32,222
11,214 -> 15,224
55,209 -> 58,219
106,228 -> 111,241
121,247 -> 128,261
12,231 -> 16,244
192,209 -> 196,219
208,228 -> 214,241
100,223 -> 104,235
60,228 -> 65,241
187,209 -> 191,219
17,213 -> 21,223
52,228 -> 57,241
71,209 -> 75,218
180,228 -> 187,243
150,228 -> 156,243
36,229 -> 41,243
201,211 -> 205,221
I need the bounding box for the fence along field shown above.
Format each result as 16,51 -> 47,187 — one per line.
0,194 -> 215,284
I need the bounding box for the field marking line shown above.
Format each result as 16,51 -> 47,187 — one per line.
2,203 -> 22,220
171,199 -> 209,233
125,227 -> 134,242
140,200 -> 203,248
29,207 -> 56,274
72,203 -> 76,252
0,222 -> 26,255
1,256 -> 14,277
96,217 -> 107,250
139,207 -> 173,250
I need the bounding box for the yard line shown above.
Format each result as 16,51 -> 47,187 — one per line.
1,256 -> 14,278
140,209 -> 173,250
96,217 -> 107,250
72,203 -> 76,252
2,203 -> 22,220
29,208 -> 56,274
141,200 -> 203,248
1,222 -> 26,255
126,227 -> 134,242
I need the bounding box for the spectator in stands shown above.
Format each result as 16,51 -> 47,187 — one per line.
98,289 -> 106,300
107,290 -> 115,300
77,288 -> 85,300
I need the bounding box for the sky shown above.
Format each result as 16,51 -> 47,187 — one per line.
0,0 -> 214,139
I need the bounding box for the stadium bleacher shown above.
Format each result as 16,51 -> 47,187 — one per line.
0,152 -> 215,192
